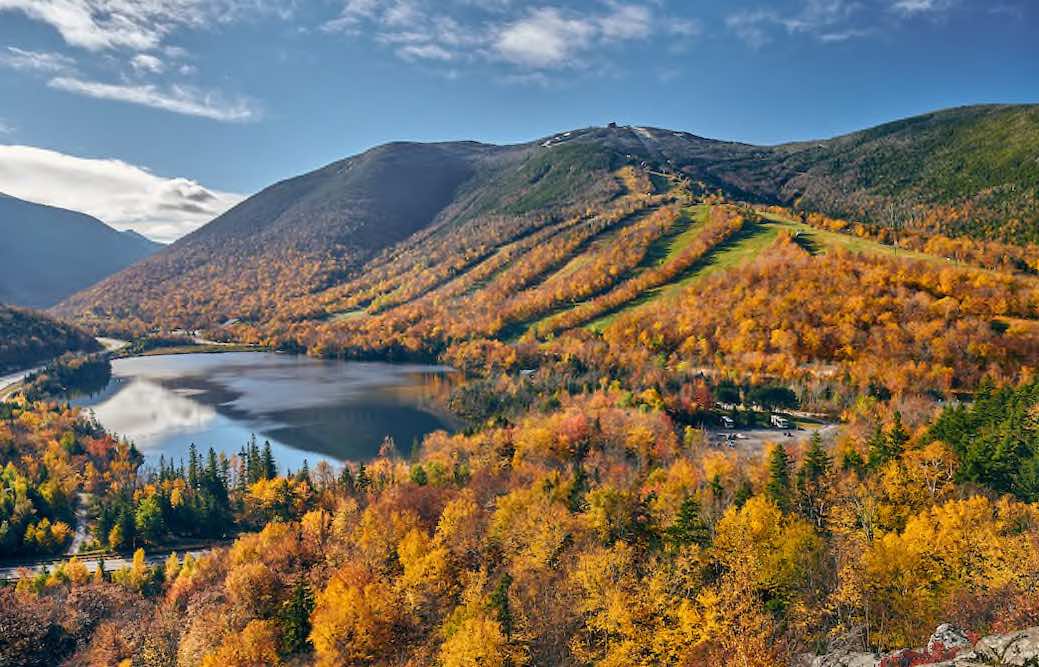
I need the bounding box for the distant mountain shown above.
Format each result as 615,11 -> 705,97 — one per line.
0,194 -> 163,308
0,303 -> 99,373
56,104 -> 1039,332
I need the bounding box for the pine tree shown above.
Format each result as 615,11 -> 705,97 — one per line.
665,494 -> 710,548
262,440 -> 277,480
887,411 -> 909,460
766,444 -> 792,512
280,569 -> 314,655
490,572 -> 513,640
797,432 -> 832,529
567,464 -> 589,512
355,464 -> 371,493
187,443 -> 200,490
339,464 -> 355,494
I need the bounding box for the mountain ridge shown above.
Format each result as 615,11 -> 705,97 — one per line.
55,103 -> 1039,333
0,194 -> 163,309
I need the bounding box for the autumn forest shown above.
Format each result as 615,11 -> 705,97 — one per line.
3,105 -> 1039,666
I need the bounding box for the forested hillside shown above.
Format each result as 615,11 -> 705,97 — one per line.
0,194 -> 162,308
15,103 -> 1039,666
56,104 -> 1039,334
0,304 -> 99,373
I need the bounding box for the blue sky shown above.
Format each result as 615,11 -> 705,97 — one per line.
0,0 -> 1035,241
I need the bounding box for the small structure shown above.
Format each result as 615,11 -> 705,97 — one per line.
721,416 -> 735,429
770,414 -> 792,429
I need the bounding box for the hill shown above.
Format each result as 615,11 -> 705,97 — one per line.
0,193 -> 163,308
0,303 -> 99,373
56,104 -> 1039,347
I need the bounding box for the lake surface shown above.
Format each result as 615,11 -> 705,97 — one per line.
74,352 -> 458,472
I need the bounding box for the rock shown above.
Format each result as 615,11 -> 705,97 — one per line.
928,624 -> 972,655
966,627 -> 1039,666
807,625 -> 1039,667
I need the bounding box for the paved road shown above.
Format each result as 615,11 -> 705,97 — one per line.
0,543 -> 228,581
706,423 -> 841,456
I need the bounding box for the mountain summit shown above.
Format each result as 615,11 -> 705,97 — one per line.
55,104 -> 1039,333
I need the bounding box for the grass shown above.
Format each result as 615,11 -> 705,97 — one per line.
331,309 -> 368,322
586,212 -> 777,331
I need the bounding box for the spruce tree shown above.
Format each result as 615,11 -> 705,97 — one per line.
665,494 -> 710,548
490,573 -> 513,640
262,440 -> 277,480
766,444 -> 792,512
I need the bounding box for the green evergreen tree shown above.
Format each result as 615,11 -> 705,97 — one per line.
262,440 -> 277,480
490,572 -> 513,640
766,444 -> 792,512
280,569 -> 314,655
665,494 -> 710,548
338,465 -> 355,494
796,432 -> 832,528
355,464 -> 371,493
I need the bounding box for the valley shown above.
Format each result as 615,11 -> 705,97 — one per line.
2,104 -> 1039,667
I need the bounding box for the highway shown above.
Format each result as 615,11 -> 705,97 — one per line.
0,541 -> 229,581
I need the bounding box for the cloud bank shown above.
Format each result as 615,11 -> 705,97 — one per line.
0,145 -> 244,242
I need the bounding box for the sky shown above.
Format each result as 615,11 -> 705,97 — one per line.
0,0 -> 1035,242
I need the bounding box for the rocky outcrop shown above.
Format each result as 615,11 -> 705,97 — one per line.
807,625 -> 1039,667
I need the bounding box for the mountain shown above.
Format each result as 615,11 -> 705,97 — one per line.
0,194 -> 163,308
56,104 -> 1039,335
0,303 -> 99,373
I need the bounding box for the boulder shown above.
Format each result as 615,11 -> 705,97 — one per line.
807,625 -> 1039,667
928,624 -> 972,655
963,627 -> 1039,666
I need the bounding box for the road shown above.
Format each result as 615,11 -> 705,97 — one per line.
0,337 -> 129,398
0,542 -> 228,581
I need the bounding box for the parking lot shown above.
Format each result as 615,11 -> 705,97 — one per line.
705,423 -> 840,457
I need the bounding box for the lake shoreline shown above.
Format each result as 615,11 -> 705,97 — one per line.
75,351 -> 461,470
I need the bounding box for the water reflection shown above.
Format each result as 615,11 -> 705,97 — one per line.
75,352 -> 458,472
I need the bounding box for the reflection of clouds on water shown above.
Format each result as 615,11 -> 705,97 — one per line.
88,380 -> 216,443
78,353 -> 456,467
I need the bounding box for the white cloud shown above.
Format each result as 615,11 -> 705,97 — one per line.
495,8 -> 597,68
398,43 -> 454,61
727,0 -> 867,47
48,77 -> 260,122
598,4 -> 652,40
0,0 -> 293,52
0,119 -> 12,134
130,53 -> 165,74
323,1 -> 673,74
0,46 -> 76,73
891,0 -> 957,14
0,144 -> 244,241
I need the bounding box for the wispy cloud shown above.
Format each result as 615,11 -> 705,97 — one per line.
727,0 -> 870,47
0,46 -> 76,73
323,1 -> 690,75
47,77 -> 260,122
0,144 -> 244,241
0,119 -> 13,134
130,53 -> 165,74
891,0 -> 958,15
0,0 -> 293,52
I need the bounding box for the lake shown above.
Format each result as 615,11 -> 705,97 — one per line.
74,352 -> 458,472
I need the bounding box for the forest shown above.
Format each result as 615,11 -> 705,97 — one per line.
2,374 -> 1039,665
7,124 -> 1039,665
